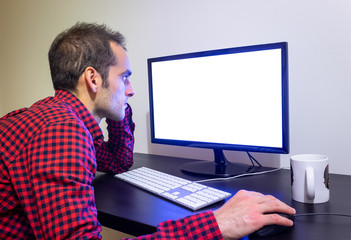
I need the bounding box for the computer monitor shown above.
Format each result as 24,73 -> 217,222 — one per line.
147,42 -> 289,177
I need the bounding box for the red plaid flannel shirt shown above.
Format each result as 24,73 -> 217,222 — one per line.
0,90 -> 222,239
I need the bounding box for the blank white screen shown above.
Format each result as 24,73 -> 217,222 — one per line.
151,48 -> 283,148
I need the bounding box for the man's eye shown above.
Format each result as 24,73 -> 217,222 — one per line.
122,70 -> 132,82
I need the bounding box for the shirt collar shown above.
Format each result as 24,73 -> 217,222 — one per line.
54,89 -> 104,147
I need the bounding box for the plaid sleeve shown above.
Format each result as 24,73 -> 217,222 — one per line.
23,121 -> 102,239
1,107 -> 27,118
96,104 -> 135,173
124,211 -> 223,240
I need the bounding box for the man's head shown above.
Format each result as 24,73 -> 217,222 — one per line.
49,23 -> 134,122
48,22 -> 126,91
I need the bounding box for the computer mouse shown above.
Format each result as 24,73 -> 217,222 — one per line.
249,213 -> 295,238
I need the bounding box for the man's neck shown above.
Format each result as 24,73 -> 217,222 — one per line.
68,89 -> 102,124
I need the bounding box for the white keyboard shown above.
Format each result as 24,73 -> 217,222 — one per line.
115,167 -> 232,211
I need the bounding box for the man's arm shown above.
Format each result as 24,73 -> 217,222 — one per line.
122,210 -> 223,240
26,121 -> 293,239
22,117 -> 220,240
96,104 -> 135,173
117,190 -> 295,240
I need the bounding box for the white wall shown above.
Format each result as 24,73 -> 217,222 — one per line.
1,0 -> 351,175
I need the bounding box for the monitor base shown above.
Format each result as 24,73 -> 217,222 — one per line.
181,161 -> 273,178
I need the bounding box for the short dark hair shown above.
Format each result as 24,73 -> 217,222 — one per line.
48,22 -> 126,91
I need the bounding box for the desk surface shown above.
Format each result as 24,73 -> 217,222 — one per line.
93,153 -> 351,239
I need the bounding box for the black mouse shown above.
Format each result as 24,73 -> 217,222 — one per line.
249,213 -> 295,238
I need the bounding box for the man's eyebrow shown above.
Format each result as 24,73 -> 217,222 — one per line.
121,69 -> 132,77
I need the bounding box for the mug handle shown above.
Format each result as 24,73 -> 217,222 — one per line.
306,167 -> 315,200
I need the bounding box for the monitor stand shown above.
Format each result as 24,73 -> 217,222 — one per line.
181,149 -> 272,178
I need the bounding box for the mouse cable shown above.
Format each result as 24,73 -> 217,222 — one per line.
194,167 -> 284,183
295,213 -> 351,218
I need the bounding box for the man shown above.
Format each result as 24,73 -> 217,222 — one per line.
0,22 -> 295,239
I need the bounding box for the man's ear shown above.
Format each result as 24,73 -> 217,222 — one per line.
84,67 -> 100,93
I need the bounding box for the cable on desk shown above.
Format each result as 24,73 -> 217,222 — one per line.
295,213 -> 351,218
195,167 -> 284,183
247,152 -> 262,168
195,152 -> 289,183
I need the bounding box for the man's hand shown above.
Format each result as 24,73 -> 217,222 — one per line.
214,190 -> 296,240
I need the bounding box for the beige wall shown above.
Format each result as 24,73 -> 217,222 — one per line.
1,0 -> 351,175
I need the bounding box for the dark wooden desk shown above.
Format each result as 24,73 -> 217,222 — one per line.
93,153 -> 351,239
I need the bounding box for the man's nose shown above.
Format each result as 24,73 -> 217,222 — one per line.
126,82 -> 135,97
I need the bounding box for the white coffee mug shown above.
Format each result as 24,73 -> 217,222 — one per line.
290,154 -> 329,204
